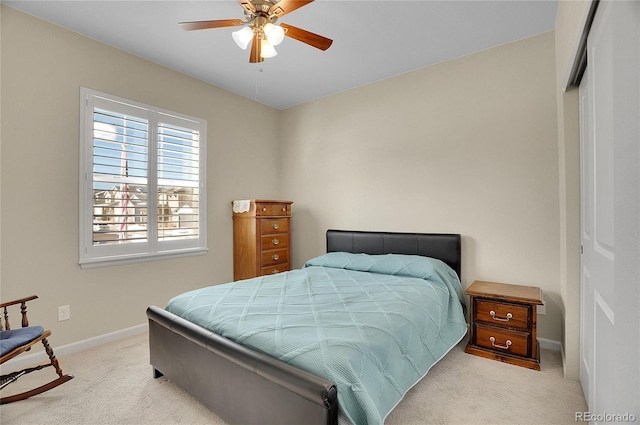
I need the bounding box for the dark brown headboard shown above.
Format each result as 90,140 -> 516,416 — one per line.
326,230 -> 462,279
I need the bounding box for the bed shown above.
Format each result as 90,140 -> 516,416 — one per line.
147,230 -> 466,425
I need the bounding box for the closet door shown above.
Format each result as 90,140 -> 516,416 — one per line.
579,0 -> 639,417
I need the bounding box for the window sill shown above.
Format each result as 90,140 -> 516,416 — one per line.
79,247 -> 208,269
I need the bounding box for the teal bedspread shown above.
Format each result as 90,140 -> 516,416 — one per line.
166,253 -> 467,425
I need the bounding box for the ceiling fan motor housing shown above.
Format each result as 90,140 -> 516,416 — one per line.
242,0 -> 284,23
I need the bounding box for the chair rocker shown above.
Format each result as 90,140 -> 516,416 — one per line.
0,295 -> 73,404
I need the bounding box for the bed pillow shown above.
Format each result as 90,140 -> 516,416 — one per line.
304,252 -> 464,302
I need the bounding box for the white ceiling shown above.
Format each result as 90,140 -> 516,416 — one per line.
4,0 -> 558,110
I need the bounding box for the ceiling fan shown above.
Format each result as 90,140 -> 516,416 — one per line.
179,0 -> 333,63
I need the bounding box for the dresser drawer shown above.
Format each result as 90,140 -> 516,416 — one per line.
475,324 -> 530,357
260,248 -> 289,267
260,263 -> 290,276
256,203 -> 290,217
260,218 -> 289,235
475,299 -> 530,331
261,234 -> 289,251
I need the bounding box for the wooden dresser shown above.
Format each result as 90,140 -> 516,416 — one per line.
232,200 -> 292,281
464,280 -> 544,370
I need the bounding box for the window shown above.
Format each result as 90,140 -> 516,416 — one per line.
79,88 -> 207,268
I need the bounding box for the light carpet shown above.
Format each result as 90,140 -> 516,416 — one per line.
0,332 -> 587,425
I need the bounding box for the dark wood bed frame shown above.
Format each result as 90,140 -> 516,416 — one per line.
147,230 -> 461,425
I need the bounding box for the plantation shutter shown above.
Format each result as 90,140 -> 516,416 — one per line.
80,88 -> 207,269
157,113 -> 201,243
92,106 -> 149,245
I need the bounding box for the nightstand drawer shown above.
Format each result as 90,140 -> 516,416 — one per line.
475,299 -> 530,330
475,324 -> 530,357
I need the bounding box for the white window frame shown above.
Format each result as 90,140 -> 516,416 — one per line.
79,87 -> 207,269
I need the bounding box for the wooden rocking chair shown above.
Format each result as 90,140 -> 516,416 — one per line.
0,295 -> 73,404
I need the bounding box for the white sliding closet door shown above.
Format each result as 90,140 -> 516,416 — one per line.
579,0 -> 639,418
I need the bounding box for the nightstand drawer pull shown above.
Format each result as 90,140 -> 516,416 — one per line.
272,254 -> 280,261
272,223 -> 280,230
490,310 -> 513,322
272,238 -> 280,245
489,336 -> 512,350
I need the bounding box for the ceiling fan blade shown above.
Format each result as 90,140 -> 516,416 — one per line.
179,19 -> 244,31
269,0 -> 313,18
280,23 -> 332,51
249,34 -> 264,63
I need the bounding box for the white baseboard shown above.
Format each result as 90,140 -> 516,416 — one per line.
538,337 -> 562,352
0,323 -> 147,373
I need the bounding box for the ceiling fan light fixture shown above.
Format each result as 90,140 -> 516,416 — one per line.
260,39 -> 277,58
263,23 -> 285,46
232,26 -> 254,50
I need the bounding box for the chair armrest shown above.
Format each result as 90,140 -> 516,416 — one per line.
0,295 -> 38,309
1,295 -> 39,330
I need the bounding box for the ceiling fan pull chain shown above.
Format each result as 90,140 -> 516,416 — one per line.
255,65 -> 263,101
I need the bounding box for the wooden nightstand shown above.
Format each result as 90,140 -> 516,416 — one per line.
464,280 -> 543,370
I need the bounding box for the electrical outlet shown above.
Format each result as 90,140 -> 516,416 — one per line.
58,305 -> 71,321
537,301 -> 546,315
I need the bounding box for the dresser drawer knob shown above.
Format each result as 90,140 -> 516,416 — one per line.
271,269 -> 280,274
272,238 -> 280,245
490,310 -> 513,322
272,223 -> 280,230
272,254 -> 280,261
489,337 -> 512,350
262,207 -> 267,212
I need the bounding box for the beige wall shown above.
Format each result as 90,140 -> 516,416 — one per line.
554,0 -> 591,380
0,6 -> 280,345
2,5 -> 581,368
279,31 -> 562,342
